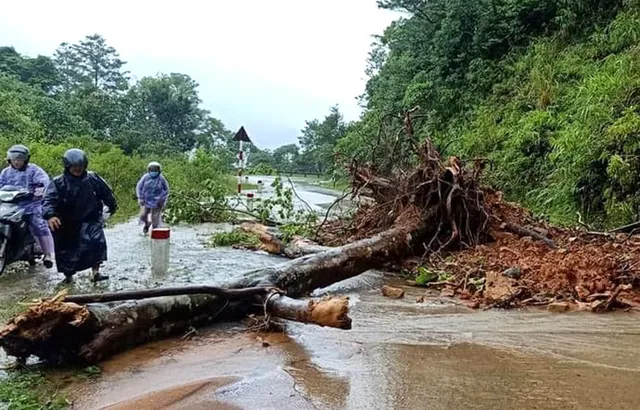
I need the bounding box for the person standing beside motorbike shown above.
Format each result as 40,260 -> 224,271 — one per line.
0,145 -> 55,268
42,148 -> 118,282
136,161 -> 169,235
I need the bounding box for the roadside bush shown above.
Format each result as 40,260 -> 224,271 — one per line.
0,137 -> 237,223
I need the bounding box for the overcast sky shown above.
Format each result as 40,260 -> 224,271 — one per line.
0,0 -> 399,149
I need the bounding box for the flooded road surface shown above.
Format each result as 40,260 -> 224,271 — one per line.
243,175 -> 353,215
1,180 -> 639,409
72,281 -> 640,410
0,221 -> 281,303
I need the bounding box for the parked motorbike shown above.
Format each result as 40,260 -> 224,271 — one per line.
0,186 -> 42,275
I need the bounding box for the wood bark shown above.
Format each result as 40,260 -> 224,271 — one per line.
504,222 -> 557,249
240,222 -> 331,258
0,224 -> 417,364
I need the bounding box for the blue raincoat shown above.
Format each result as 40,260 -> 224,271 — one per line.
42,171 -> 118,274
0,164 -> 50,215
0,164 -> 53,244
136,173 -> 169,209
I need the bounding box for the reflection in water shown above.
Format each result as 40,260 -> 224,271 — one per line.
279,332 -> 350,409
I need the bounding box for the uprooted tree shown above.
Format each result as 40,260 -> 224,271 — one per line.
3,109 -> 640,365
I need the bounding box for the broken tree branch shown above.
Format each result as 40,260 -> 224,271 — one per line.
62,286 -> 273,304
240,223 -> 332,258
504,222 -> 557,249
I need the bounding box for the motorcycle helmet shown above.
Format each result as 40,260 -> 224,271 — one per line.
147,161 -> 161,172
63,148 -> 88,169
6,144 -> 30,165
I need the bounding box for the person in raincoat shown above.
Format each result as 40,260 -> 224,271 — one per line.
0,145 -> 55,268
136,161 -> 169,235
42,148 -> 118,282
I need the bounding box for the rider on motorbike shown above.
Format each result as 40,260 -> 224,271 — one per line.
0,145 -> 54,268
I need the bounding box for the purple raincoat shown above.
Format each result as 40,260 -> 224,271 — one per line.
0,164 -> 54,251
0,164 -> 50,215
136,173 -> 169,209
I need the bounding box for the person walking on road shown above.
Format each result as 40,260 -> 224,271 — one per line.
0,145 -> 55,268
136,161 -> 169,235
43,148 -> 118,282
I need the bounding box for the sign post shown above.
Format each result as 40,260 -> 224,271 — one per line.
233,126 -> 252,194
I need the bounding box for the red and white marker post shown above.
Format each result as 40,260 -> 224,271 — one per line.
150,227 -> 171,277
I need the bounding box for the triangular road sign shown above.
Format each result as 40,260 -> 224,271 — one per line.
233,126 -> 252,143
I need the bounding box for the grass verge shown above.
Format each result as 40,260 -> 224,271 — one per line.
210,229 -> 261,247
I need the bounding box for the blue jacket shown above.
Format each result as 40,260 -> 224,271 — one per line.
136,173 -> 169,209
0,164 -> 50,215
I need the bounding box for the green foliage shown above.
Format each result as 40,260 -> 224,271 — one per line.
415,267 -> 452,285
210,229 -> 261,247
54,34 -> 129,92
0,47 -> 58,92
415,267 -> 437,285
250,177 -> 318,241
164,178 -> 232,224
124,73 -> 207,153
1,34 -> 243,157
159,149 -> 236,224
248,163 -> 276,175
298,106 -> 349,174
272,143 -> 300,172
0,370 -> 67,410
334,0 -> 640,227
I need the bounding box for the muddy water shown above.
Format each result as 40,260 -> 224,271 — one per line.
1,181 -> 639,409
70,279 -> 640,410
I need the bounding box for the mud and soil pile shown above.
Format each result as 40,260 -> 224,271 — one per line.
421,194 -> 640,311
319,137 -> 640,312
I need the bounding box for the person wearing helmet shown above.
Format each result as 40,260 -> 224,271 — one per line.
42,148 -> 118,282
0,145 -> 55,268
136,161 -> 169,235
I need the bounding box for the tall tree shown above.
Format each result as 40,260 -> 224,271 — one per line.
0,47 -> 58,92
273,143 -> 300,172
298,106 -> 347,173
54,34 -> 129,93
124,73 -> 206,152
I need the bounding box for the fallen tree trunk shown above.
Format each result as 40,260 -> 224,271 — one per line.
0,222 -> 418,365
240,222 -> 332,258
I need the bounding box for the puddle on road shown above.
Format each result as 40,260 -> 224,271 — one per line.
71,282 -> 640,410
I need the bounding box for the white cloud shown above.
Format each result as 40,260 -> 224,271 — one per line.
0,0 -> 398,149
